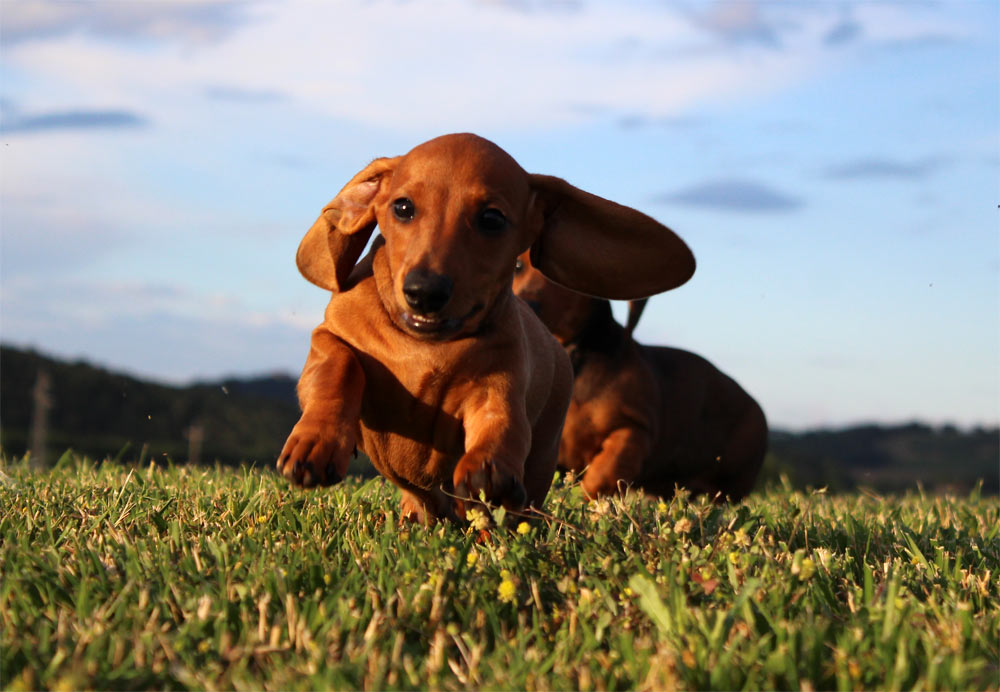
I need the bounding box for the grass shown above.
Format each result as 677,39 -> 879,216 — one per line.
1,454 -> 997,690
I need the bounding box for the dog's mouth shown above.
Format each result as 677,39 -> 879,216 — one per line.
400,304 -> 484,340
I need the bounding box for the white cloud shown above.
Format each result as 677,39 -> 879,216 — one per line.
0,1 -> 849,132
3,2 -> 977,133
0,132 -> 238,278
849,2 -> 974,45
2,0 -> 994,424
0,0 -> 253,45
1,274 -> 316,351
10,281 -> 308,381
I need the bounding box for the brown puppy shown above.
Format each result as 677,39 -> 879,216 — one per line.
277,134 -> 695,521
513,251 -> 767,501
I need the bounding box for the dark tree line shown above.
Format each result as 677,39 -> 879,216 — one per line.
1,345 -> 301,467
1,344 -> 996,493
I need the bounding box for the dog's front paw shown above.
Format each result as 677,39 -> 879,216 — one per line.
453,457 -> 527,510
277,418 -> 352,488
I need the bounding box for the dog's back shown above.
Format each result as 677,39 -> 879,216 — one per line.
636,344 -> 767,500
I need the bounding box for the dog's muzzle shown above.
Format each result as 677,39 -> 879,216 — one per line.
403,269 -> 453,316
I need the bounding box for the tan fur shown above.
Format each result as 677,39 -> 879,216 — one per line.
278,133 -> 694,521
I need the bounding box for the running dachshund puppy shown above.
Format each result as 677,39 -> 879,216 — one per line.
513,251 -> 767,501
277,133 -> 695,522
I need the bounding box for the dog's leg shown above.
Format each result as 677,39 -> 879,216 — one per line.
452,394 -> 531,511
580,427 -> 652,499
399,488 -> 455,525
278,327 -> 364,487
520,385 -> 568,510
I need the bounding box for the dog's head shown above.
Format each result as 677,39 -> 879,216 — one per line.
513,251 -> 652,344
297,133 -> 694,341
512,250 -> 594,344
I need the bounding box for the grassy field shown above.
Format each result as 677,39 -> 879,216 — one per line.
1,455 -> 997,691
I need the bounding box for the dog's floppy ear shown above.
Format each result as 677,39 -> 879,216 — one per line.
625,298 -> 648,337
297,156 -> 400,291
528,174 -> 695,300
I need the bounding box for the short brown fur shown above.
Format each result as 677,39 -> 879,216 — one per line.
513,251 -> 767,501
278,134 -> 694,521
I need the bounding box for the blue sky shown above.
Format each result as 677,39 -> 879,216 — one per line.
1,0 -> 997,430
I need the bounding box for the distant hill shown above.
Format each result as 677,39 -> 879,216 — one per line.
1,344 -> 300,466
1,344 -> 996,493
766,425 -> 997,494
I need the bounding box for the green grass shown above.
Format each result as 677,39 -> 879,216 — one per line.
1,455 -> 997,691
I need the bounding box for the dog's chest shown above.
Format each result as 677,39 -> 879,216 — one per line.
324,283 -> 473,483
358,348 -> 470,482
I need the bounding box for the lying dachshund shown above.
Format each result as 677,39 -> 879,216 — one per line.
513,252 -> 767,501
277,133 -> 695,521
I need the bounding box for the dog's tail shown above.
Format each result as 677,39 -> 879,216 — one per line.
625,299 -> 648,337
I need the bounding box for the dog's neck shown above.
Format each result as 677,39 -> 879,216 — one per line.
565,299 -> 627,374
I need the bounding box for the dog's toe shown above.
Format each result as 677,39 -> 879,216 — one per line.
320,464 -> 342,487
490,464 -> 527,509
277,419 -> 349,489
454,458 -> 526,510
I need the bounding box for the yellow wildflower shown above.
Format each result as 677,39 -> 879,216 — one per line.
467,508 -> 490,531
517,522 -> 531,535
657,500 -> 668,514
466,551 -> 479,568
498,579 -> 517,603
798,557 -> 816,581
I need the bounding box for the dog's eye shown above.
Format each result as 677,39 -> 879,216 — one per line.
392,198 -> 416,221
477,208 -> 507,234
514,259 -> 524,274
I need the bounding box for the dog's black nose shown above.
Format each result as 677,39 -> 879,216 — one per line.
403,270 -> 453,314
